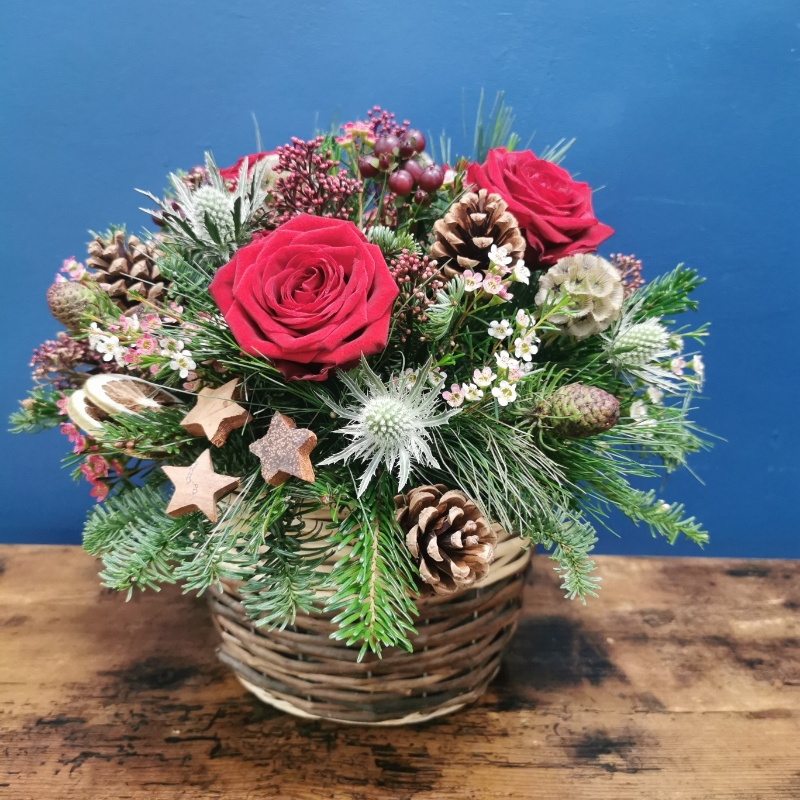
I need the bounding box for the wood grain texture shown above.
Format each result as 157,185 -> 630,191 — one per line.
0,545 -> 798,799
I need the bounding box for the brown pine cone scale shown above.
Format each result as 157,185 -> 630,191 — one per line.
86,230 -> 166,313
395,484 -> 497,596
430,189 -> 526,278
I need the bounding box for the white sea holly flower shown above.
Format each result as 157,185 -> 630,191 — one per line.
512,259 -> 530,284
473,367 -> 496,388
647,386 -> 664,404
464,383 -> 484,402
95,335 -> 122,362
320,359 -> 457,497
515,309 -> 531,328
442,383 -> 466,408
488,244 -> 513,271
462,270 -> 484,292
671,336 -> 684,353
514,335 -> 539,362
170,350 -> 196,379
671,356 -> 686,376
491,380 -> 517,406
691,354 -> 705,388
482,274 -> 505,295
488,319 -> 512,339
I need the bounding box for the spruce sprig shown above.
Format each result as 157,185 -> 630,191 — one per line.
323,470 -> 419,660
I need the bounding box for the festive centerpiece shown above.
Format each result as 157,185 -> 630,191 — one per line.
12,101 -> 710,724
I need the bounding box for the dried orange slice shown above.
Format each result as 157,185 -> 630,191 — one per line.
66,389 -> 110,433
83,374 -> 181,417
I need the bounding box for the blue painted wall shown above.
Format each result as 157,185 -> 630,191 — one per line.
1,0 -> 797,555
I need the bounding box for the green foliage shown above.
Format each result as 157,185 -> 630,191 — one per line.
630,263 -> 704,322
323,471 -> 418,660
532,513 -> 601,602
424,277 -> 466,342
9,387 -> 63,434
470,89 -> 522,162
84,484 -> 192,595
366,225 -> 420,257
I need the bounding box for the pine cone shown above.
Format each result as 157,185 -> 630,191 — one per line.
536,383 -> 620,438
45,281 -> 97,331
395,484 -> 497,596
430,190 -> 526,278
86,230 -> 167,313
535,254 -> 623,339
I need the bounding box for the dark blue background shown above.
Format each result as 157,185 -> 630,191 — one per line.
1,1 -> 797,555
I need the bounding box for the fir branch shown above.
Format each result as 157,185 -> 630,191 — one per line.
323,471 -> 418,660
531,512 -> 601,602
83,484 -> 193,595
630,263 -> 703,322
9,387 -> 63,434
365,225 -> 420,257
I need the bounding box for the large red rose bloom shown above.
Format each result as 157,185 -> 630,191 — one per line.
467,148 -> 613,265
209,214 -> 398,381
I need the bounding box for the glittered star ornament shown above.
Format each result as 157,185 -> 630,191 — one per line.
162,449 -> 240,523
249,412 -> 317,487
180,378 -> 251,447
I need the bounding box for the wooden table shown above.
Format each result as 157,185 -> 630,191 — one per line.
0,545 -> 798,799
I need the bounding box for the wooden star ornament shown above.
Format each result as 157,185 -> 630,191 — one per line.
162,449 -> 240,523
249,412 -> 317,487
180,378 -> 251,447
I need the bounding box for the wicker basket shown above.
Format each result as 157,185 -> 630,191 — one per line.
207,508 -> 531,725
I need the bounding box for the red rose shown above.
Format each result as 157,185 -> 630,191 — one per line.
467,148 -> 613,265
219,151 -> 279,189
209,214 -> 399,381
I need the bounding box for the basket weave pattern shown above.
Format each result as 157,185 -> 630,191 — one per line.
208,512 -> 530,725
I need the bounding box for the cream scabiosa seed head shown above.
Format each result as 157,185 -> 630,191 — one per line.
320,358 -> 458,496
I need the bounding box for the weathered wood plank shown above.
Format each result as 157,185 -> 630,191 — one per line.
0,545 -> 798,799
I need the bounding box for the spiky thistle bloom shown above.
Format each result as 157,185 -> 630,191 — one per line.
138,152 -> 270,257
320,359 -> 457,496
602,303 -> 681,392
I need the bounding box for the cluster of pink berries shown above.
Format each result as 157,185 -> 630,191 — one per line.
388,250 -> 445,343
358,130 -> 446,206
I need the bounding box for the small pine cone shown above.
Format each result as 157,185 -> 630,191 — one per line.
86,230 -> 167,313
536,383 -> 620,438
395,484 -> 497,596
45,281 -> 97,330
535,254 -> 623,339
429,189 -> 526,278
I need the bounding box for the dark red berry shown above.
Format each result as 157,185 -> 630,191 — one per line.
377,153 -> 393,171
398,139 -> 416,159
388,169 -> 414,195
373,135 -> 400,156
413,189 -> 430,205
402,159 -> 423,183
405,129 -> 426,153
418,165 -> 444,193
358,156 -> 379,178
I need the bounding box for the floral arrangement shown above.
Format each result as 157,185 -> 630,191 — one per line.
12,101 -> 710,657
